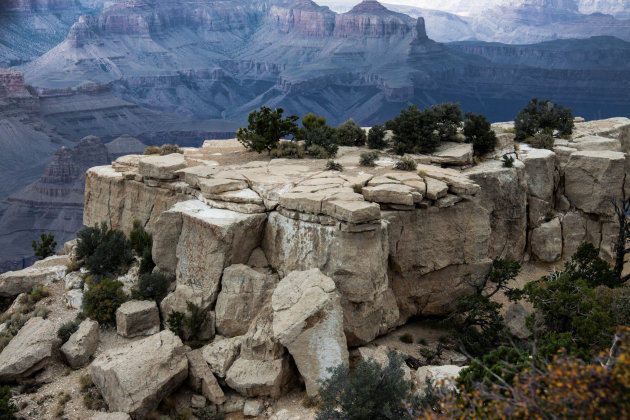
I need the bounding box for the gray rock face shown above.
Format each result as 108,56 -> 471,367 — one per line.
225,357 -> 293,399
531,218 -> 563,262
187,348 -> 226,405
0,263 -> 65,297
272,269 -> 349,397
61,318 -> 99,369
201,336 -> 242,378
0,317 -> 60,381
90,330 -> 188,418
116,300 -> 160,338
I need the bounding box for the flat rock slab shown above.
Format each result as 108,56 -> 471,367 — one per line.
90,330 -> 188,418
0,317 -> 60,382
0,264 -> 65,297
321,200 -> 381,224
139,154 -> 187,180
416,164 -> 480,196
430,142 -> 473,166
362,184 -> 415,206
200,178 -> 248,195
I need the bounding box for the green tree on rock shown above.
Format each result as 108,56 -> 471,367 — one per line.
237,106 -> 299,153
31,233 -> 57,260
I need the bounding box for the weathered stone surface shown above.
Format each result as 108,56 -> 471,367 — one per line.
64,271 -> 83,290
187,349 -> 226,405
61,319 -> 99,369
562,212 -> 587,259
430,142 -> 473,166
243,399 -> 265,417
241,306 -> 286,361
0,317 -> 60,381
63,289 -> 84,309
531,218 -> 562,262
215,265 -> 277,337
572,135 -> 621,152
220,393 -> 246,414
0,264 -> 65,297
321,200 -> 381,223
356,345 -> 412,382
201,336 -> 242,378
263,212 -> 393,345
90,330 -> 188,418
272,269 -> 349,397
153,200 -> 267,307
116,300 -> 160,338
415,365 -> 465,395
466,161 -> 527,260
139,154 -> 186,180
519,148 -> 555,202
601,221 -> 621,263
423,176 -> 448,200
504,303 -> 532,340
565,151 -> 626,216
528,196 -> 552,229
436,194 -> 462,208
416,164 -> 481,195
362,184 -> 415,206
225,357 -> 293,398
200,178 -> 249,196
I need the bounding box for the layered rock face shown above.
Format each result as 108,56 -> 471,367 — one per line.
83,118 -> 629,352
268,0 -> 336,37
333,0 -> 415,37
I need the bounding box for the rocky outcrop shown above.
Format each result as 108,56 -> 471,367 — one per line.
269,0 -> 336,37
61,318 -> 99,369
333,1 -> 415,38
187,349 -> 226,405
90,330 -> 188,418
0,317 -> 60,381
272,269 -> 349,397
0,260 -> 65,297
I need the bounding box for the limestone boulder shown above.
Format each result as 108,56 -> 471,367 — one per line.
225,357 -> 293,398
430,142 -> 473,166
518,148 -> 555,202
565,151 -> 626,216
90,330 -> 188,418
321,200 -> 381,224
241,306 -> 286,361
531,218 -> 562,262
201,336 -> 242,378
561,212 -> 587,259
139,154 -> 186,180
415,365 -> 465,395
187,349 -> 226,405
215,265 -> 277,337
272,269 -> 349,397
416,164 -> 481,195
61,319 -> 99,369
244,399 -> 265,417
63,289 -> 84,310
152,200 -> 267,307
116,300 -> 160,338
504,303 -> 532,340
362,184 -> 415,206
423,177 -> 448,200
0,317 -> 60,381
64,271 -> 83,290
0,264 -> 65,297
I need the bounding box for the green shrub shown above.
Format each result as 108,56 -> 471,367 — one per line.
57,320 -> 80,344
167,302 -> 211,346
139,247 -> 156,276
195,406 -> 225,420
66,261 -> 80,274
367,124 -> 387,150
431,102 -> 463,141
317,351 -> 413,420
399,333 -> 414,344
457,345 -> 529,391
83,279 -> 127,325
359,151 -> 379,167
143,144 -> 182,156
325,160 -> 343,172
386,105 -> 441,155
394,157 -> 417,171
502,154 -> 515,167
529,128 -> 555,150
32,307 -> 49,319
237,106 -> 299,153
270,141 -> 305,159
76,223 -> 109,261
0,385 -> 17,420
514,98 -> 574,141
84,229 -> 132,276
464,112 -> 497,156
300,113 -> 339,158
336,119 -> 366,146
132,272 -> 171,303
129,220 -> 152,255
31,232 -> 57,260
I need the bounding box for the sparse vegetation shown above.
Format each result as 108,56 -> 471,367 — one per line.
31,232 -> 56,260
386,105 -> 441,155
305,144 -> 330,159
65,261 -> 80,274
0,385 -> 17,419
336,119 -> 366,147
394,157 -> 417,171
514,98 -> 574,141
237,106 -> 299,153
399,333 -> 414,343
464,112 -> 497,156
132,272 -> 172,303
270,141 -> 305,159
143,144 -> 182,156
76,223 -> 133,276
167,301 -> 211,347
57,320 -> 80,344
359,151 -> 379,167
129,220 -> 155,275
79,375 -> 106,411
529,127 -> 555,150
502,154 -> 515,167
82,278 -> 127,325
367,124 -> 387,150
300,113 -> 339,158
325,160 -> 343,171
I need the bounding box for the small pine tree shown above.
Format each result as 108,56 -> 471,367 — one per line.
464,112 -> 497,156
367,124 -> 387,150
31,233 -> 57,260
237,106 -> 299,153
337,119 -> 367,146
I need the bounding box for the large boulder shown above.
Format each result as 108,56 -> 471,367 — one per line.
272,269 -> 349,397
116,300 -> 160,338
61,319 -> 99,369
0,264 -> 65,297
153,200 -> 267,308
531,218 -> 563,262
90,330 -> 188,418
0,317 -> 60,381
187,349 -> 226,405
138,154 -> 186,180
225,356 -> 293,398
201,336 -> 242,378
215,265 -> 277,337
561,212 -> 587,259
565,151 -> 626,216
518,148 -> 555,202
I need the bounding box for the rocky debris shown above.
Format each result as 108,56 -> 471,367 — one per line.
220,393 -> 246,414
139,154 -> 187,180
225,356 -> 293,398
153,200 -> 267,307
215,264 -> 277,337
191,394 -> 206,408
116,300 -> 160,338
90,330 -> 188,418
272,269 -> 349,397
564,150 -> 626,216
531,218 -> 563,262
241,307 -> 286,361
0,317 -> 60,382
415,365 -> 465,395
63,289 -> 83,309
423,176 -> 449,200
504,303 -> 532,340
187,349 -> 226,405
0,263 -> 65,297
61,319 -> 99,369
201,336 -> 242,378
